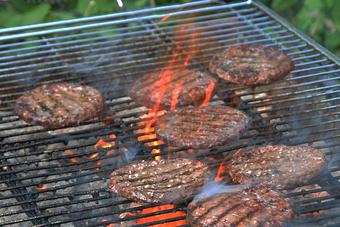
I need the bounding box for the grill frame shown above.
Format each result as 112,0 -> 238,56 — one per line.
0,0 -> 339,226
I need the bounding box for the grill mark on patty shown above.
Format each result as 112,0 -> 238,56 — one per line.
234,207 -> 266,227
155,105 -> 249,149
33,88 -> 78,117
113,161 -> 191,177
114,168 -> 201,188
16,83 -> 104,128
188,187 -> 294,227
225,145 -> 326,189
109,158 -> 210,204
205,203 -> 243,226
113,163 -> 196,185
190,195 -> 227,218
214,201 -> 261,226
198,198 -> 243,226
209,44 -> 294,85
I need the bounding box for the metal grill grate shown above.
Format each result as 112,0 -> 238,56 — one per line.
0,0 -> 339,226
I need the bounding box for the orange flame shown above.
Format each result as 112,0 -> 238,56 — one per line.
215,163 -> 225,183
159,6 -> 185,23
87,153 -> 99,159
137,133 -> 157,142
94,138 -> 115,149
184,29 -> 198,66
170,82 -> 184,111
160,14 -> 171,22
137,205 -> 186,226
200,81 -> 216,107
145,140 -> 164,147
36,185 -> 48,190
65,150 -> 79,163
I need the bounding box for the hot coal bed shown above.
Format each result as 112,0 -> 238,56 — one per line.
0,0 -> 339,226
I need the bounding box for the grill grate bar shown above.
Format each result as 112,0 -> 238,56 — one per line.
0,7 -> 260,53
0,43 -> 332,106
0,21 -> 275,72
1,123 -> 339,195
1,103 -> 339,167
0,1 -> 253,41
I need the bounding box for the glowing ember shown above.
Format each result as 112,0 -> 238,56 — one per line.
137,133 -> 157,142
145,140 -> 164,147
140,111 -> 166,120
94,138 -> 115,149
135,127 -> 155,134
108,134 -> 117,139
64,150 -> 78,163
215,163 -> 225,183
87,152 -> 99,159
151,149 -> 161,160
137,205 -> 187,226
36,185 -> 48,190
200,81 -> 216,107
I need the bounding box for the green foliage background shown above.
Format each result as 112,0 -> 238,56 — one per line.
0,0 -> 338,56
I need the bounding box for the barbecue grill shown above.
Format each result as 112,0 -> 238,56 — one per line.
0,0 -> 339,226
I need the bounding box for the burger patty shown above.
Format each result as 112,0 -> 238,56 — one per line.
109,158 -> 210,204
16,83 -> 104,129
225,145 -> 326,189
129,69 -> 216,110
209,44 -> 294,85
187,186 -> 294,227
154,105 -> 249,149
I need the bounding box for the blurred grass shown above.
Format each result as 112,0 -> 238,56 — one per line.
0,0 -> 338,56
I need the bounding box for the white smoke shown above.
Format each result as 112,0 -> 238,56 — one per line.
194,181 -> 247,201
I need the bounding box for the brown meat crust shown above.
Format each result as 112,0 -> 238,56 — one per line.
15,83 -> 104,129
154,105 -> 249,149
129,69 -> 216,110
187,186 -> 294,227
225,145 -> 326,189
109,158 -> 211,204
209,44 -> 294,85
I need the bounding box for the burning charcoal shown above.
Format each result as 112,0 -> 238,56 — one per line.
0,184 -> 32,227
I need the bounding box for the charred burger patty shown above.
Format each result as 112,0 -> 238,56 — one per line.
209,44 -> 294,85
155,105 -> 249,149
188,186 -> 294,227
109,158 -> 211,204
16,83 -> 104,129
225,145 -> 326,189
